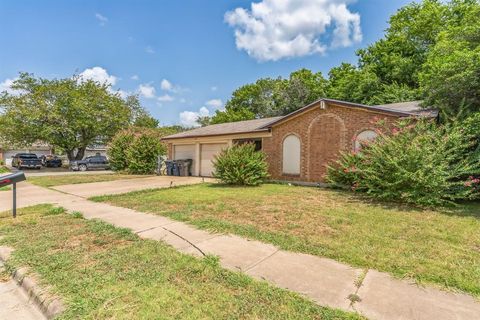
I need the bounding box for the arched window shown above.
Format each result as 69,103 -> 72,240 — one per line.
282,135 -> 301,175
354,130 -> 378,152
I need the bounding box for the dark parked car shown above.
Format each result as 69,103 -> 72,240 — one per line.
70,155 -> 109,171
11,153 -> 42,169
40,155 -> 63,168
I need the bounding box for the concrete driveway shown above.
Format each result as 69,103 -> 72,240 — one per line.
0,176 -> 210,212
52,175 -> 212,198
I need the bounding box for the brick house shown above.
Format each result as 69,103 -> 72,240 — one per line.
162,99 -> 438,182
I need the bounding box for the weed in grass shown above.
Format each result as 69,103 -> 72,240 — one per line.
71,211 -> 83,219
347,294 -> 361,304
203,254 -> 220,268
44,207 -> 66,216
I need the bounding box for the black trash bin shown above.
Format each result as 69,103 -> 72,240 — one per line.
165,160 -> 175,176
172,161 -> 180,176
177,159 -> 193,176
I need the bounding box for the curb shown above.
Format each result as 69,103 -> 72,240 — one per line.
0,246 -> 65,319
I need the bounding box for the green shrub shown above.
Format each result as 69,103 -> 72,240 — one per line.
107,131 -> 135,171
126,134 -> 165,174
107,127 -> 167,174
213,143 -> 269,186
327,118 -> 480,206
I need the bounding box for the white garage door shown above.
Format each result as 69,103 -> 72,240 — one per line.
200,143 -> 227,177
173,144 -> 196,174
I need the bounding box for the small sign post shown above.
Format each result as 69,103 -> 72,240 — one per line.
0,172 -> 26,218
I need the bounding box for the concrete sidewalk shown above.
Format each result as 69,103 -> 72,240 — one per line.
1,181 -> 480,320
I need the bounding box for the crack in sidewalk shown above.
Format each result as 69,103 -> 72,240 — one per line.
348,269 -> 369,311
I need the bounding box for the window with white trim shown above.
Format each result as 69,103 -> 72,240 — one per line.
354,130 -> 378,151
282,135 -> 301,174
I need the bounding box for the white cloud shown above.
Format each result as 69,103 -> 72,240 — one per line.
145,46 -> 155,54
131,75 -> 139,81
206,99 -> 223,109
225,0 -> 362,61
138,84 -> 156,98
115,89 -> 129,99
78,67 -> 130,99
95,13 -> 108,26
211,86 -> 218,91
179,107 -> 210,127
79,67 -> 117,86
158,94 -> 174,102
0,78 -> 18,95
160,79 -> 173,91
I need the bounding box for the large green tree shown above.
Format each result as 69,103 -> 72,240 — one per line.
204,69 -> 327,125
356,0 -> 446,87
0,73 -> 137,160
419,3 -> 480,120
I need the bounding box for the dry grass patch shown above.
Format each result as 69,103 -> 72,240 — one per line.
93,183 -> 480,298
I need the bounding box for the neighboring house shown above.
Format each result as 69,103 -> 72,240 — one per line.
84,145 -> 107,158
0,144 -> 53,166
162,98 -> 438,182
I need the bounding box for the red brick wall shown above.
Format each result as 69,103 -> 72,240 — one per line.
262,102 -> 400,182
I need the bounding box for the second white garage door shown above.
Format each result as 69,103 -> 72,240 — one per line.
200,143 -> 227,177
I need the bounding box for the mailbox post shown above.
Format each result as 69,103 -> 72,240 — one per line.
0,172 -> 26,218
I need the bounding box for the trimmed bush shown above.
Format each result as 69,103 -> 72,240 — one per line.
213,143 -> 269,186
327,118 -> 480,206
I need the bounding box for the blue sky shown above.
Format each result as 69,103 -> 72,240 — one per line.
0,0 -> 414,126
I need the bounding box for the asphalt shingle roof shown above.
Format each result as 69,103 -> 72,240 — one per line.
163,116 -> 283,139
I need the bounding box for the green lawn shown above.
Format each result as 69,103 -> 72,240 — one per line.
0,205 -> 361,320
93,183 -> 480,298
28,173 -> 151,188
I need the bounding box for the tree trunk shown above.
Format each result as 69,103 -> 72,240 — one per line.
75,146 -> 87,160
66,147 -> 87,161
66,150 -> 76,161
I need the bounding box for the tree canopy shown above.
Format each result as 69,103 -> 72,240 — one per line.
201,0 -> 480,125
0,73 -> 148,160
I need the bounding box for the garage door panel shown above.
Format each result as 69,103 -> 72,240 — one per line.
200,143 -> 227,177
174,144 -> 196,175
